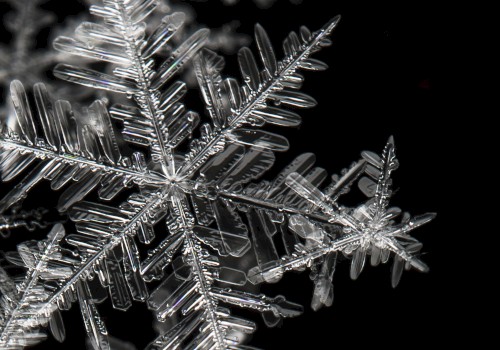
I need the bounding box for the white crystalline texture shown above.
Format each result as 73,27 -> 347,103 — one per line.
0,1 -> 433,349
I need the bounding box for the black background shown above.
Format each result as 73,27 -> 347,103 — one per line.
0,0 -> 464,349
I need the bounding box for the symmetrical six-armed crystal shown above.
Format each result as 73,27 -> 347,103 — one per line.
0,1 -> 433,349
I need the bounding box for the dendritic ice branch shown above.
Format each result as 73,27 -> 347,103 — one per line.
0,224 -> 73,349
0,0 -> 434,349
247,137 -> 435,310
53,1 -> 210,175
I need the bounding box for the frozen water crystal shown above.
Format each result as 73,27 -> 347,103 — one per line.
0,1 -> 433,349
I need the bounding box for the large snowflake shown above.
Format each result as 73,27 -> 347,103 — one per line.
0,1 -> 434,349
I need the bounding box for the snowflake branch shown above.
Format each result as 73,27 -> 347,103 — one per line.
0,81 -> 160,212
248,139 -> 434,292
20,189 -> 168,329
110,0 -> 181,175
215,189 -> 331,223
53,0 -> 209,176
0,224 -> 68,348
0,138 -> 164,184
178,16 -> 341,179
169,191 -> 227,349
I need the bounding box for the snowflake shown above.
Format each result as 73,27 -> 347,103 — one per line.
0,1 -> 433,349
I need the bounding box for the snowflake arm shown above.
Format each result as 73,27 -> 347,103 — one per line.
177,16 -> 340,179
53,0 -> 208,176
0,224 -> 73,349
0,81 -> 163,213
247,138 -> 435,309
0,189 -> 167,349
182,149 -> 341,275
145,190 -> 302,350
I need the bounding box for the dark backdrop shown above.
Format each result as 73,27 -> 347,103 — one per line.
0,0 -> 461,349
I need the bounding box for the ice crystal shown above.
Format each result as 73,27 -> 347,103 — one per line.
247,137 -> 434,308
0,224 -> 72,348
0,1 -> 434,349
0,206 -> 49,238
